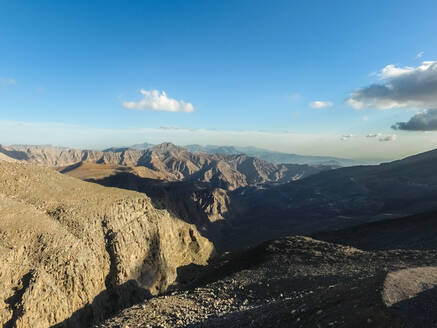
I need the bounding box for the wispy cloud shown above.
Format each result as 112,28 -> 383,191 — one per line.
0,77 -> 16,85
340,134 -> 354,141
122,89 -> 194,112
379,135 -> 397,142
346,61 -> 437,110
309,100 -> 333,109
392,108 -> 437,131
416,51 -> 425,59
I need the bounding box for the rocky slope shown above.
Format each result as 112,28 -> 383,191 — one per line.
98,235 -> 437,328
313,210 -> 437,251
0,162 -> 213,327
0,152 -> 16,162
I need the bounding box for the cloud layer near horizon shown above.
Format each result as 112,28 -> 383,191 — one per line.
392,109 -> 437,131
346,61 -> 437,110
123,89 -> 194,112
2,120 -> 436,160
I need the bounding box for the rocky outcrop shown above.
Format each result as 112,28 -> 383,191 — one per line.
0,162 -> 213,327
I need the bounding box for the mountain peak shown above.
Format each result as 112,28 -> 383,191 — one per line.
151,142 -> 185,153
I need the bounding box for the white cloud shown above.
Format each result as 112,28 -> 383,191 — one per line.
122,89 -> 194,112
416,51 -> 425,59
346,61 -> 437,109
0,77 -> 16,85
310,100 -> 333,109
378,61 -> 433,79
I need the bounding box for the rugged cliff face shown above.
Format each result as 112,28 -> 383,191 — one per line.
0,162 -> 213,327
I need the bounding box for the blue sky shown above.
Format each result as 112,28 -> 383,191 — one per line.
1,0 -> 437,159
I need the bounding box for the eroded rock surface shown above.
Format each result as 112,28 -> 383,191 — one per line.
0,162 -> 213,327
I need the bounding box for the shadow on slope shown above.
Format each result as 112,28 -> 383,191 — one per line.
313,210 -> 437,251
390,285 -> 437,328
51,279 -> 153,328
87,172 -> 231,250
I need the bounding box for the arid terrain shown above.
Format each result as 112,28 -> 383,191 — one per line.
2,144 -> 437,327
0,161 -> 213,327
99,229 -> 437,328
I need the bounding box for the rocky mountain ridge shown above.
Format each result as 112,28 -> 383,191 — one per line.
0,143 -> 332,190
130,142 -> 367,166
184,144 -> 367,166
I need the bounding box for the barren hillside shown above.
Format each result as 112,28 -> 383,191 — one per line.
0,162 -> 213,327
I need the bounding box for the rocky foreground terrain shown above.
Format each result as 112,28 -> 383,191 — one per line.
98,233 -> 437,328
0,162 -> 213,327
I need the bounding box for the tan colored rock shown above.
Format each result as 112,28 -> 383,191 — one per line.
0,162 -> 213,327
382,266 -> 437,307
0,152 -> 16,162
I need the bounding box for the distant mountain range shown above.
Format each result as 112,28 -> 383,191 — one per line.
128,142 -> 372,166
0,142 -> 333,190
185,144 -> 370,166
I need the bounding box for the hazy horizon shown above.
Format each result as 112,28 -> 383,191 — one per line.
1,123 -> 435,162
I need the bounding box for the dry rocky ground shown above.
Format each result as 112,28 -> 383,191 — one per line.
98,237 -> 437,328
